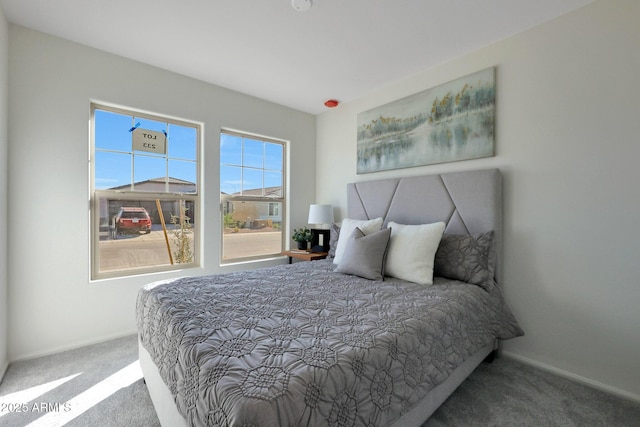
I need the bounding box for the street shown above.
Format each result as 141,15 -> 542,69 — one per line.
99,229 -> 282,272
222,231 -> 282,260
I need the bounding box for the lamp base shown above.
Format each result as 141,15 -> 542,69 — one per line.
310,229 -> 330,253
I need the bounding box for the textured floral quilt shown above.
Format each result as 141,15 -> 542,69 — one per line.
136,260 -> 523,427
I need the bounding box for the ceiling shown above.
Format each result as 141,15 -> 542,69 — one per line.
1,0 -> 594,114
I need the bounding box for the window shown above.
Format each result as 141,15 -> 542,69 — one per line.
91,103 -> 200,279
220,130 -> 286,263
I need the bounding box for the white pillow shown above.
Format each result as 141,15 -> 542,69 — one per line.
333,217 -> 384,264
385,221 -> 446,285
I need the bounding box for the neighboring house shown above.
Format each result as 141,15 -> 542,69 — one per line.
99,177 -> 196,229
108,177 -> 196,194
222,186 -> 283,228
101,178 -> 281,231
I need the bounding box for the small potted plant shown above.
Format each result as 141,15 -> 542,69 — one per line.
292,227 -> 312,250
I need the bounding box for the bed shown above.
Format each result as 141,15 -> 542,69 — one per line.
137,168 -> 523,426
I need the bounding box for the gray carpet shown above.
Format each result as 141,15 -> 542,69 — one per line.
0,335 -> 159,427
423,356 -> 640,427
0,335 -> 638,426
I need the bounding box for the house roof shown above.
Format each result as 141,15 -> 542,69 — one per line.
108,177 -> 195,191
110,178 -> 280,197
232,186 -> 283,198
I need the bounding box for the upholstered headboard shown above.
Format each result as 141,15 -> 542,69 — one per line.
347,168 -> 502,283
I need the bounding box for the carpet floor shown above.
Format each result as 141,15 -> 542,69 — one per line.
0,334 -> 638,426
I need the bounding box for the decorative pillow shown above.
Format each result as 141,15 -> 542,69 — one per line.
328,223 -> 341,258
434,231 -> 496,290
385,221 -> 446,285
335,227 -> 391,280
333,217 -> 383,264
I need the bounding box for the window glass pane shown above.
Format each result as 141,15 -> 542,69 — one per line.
264,171 -> 282,196
242,168 -> 263,195
243,138 -> 264,169
220,131 -> 285,263
93,104 -> 200,279
221,165 -> 242,195
168,124 -> 197,160
95,107 -> 198,194
134,155 -> 166,189
97,196 -> 195,275
95,110 -> 132,152
168,160 -> 197,193
220,133 -> 242,166
222,201 -> 282,261
95,151 -> 131,190
265,142 -> 283,171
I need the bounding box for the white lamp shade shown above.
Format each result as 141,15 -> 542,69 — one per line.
308,204 -> 334,226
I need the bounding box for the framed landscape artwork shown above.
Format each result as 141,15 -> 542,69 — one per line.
357,67 -> 495,174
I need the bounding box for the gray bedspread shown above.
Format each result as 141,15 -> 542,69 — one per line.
136,260 -> 523,427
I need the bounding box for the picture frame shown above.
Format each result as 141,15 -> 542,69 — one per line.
357,67 -> 495,174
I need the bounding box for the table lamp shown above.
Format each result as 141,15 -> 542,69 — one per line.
308,204 -> 334,253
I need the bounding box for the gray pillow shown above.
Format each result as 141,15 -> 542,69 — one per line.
335,227 -> 391,281
434,231 -> 496,290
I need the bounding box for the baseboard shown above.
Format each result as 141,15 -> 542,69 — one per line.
10,329 -> 138,363
502,351 -> 640,404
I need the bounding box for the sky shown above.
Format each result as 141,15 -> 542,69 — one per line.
220,132 -> 283,195
94,109 -> 283,195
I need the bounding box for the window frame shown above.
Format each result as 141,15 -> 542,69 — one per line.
90,102 -> 201,280
220,129 -> 287,264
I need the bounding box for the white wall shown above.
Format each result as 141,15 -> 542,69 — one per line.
7,25 -> 316,360
316,0 -> 640,400
0,3 -> 9,379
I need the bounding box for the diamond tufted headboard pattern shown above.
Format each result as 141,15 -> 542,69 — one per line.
347,168 -> 502,283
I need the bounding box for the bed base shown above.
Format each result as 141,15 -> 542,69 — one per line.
139,338 -> 494,427
390,342 -> 494,426
139,341 -> 188,427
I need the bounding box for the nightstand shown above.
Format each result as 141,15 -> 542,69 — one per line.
282,250 -> 328,264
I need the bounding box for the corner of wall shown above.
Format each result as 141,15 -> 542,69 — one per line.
0,3 -> 9,380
